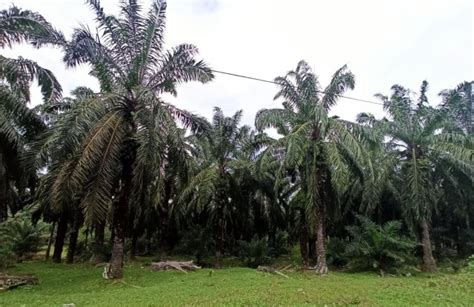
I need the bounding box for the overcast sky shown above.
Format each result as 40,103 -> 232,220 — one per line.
1,0 -> 472,126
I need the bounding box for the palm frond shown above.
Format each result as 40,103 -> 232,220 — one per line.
0,5 -> 65,48
69,111 -> 126,224
321,64 -> 355,111
0,55 -> 62,102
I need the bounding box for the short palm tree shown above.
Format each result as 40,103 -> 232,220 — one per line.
256,60 -> 365,273
48,0 -> 213,278
179,107 -> 250,267
364,82 -> 473,272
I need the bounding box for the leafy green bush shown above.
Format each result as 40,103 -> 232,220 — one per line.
344,216 -> 416,274
327,237 -> 348,267
269,230 -> 290,257
239,236 -> 272,268
467,255 -> 474,272
174,226 -> 215,265
0,235 -> 15,270
0,209 -> 47,268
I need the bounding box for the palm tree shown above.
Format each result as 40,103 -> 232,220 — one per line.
353,113 -> 398,222
255,60 -> 365,273
364,82 -> 473,272
46,0 -> 213,278
32,87 -> 97,263
438,82 -> 473,249
179,107 -> 251,267
0,6 -> 63,221
439,81 -> 473,135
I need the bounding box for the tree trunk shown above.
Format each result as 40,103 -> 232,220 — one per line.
45,222 -> 56,260
299,224 -> 309,267
52,215 -> 68,263
420,219 -> 436,272
130,229 -> 138,260
315,205 -> 328,274
66,212 -> 83,264
90,222 -> 106,264
215,181 -> 226,268
84,228 -> 89,249
215,213 -> 225,268
0,153 -> 8,222
106,158 -> 133,279
145,227 -> 153,255
308,235 -> 317,266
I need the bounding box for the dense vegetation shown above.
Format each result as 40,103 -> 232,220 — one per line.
0,0 -> 472,284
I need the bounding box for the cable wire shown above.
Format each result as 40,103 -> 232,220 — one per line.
211,69 -> 384,106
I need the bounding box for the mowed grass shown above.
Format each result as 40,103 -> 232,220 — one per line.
1,262 -> 474,306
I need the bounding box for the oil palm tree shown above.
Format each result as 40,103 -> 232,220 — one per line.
255,60 -> 365,273
439,81 -> 473,135
438,82 -> 473,246
179,107 -> 251,267
353,113 -> 398,220
48,0 -> 213,278
0,6 -> 63,221
32,87 -> 98,263
364,82 -> 473,272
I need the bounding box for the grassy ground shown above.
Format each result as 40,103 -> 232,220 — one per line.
1,261 -> 473,306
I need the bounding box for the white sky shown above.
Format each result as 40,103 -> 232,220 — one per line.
1,0 -> 473,126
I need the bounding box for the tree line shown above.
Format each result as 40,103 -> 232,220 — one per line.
0,0 -> 472,279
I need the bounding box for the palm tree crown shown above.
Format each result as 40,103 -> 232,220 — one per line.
37,0 -> 214,279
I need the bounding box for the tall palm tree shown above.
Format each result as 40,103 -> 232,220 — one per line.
255,60 -> 364,273
0,6 -> 63,221
363,82 -> 473,272
47,0 -> 213,278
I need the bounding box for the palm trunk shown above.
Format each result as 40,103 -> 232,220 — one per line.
299,224 -> 309,267
215,210 -> 225,268
215,176 -> 226,268
52,215 -> 68,263
315,205 -> 328,274
420,219 -> 436,272
84,228 -> 89,249
145,228 -> 153,255
308,235 -> 317,266
130,229 -> 138,260
107,158 -> 133,279
66,212 -> 83,264
0,153 -> 8,222
90,222 -> 106,264
45,222 -> 56,260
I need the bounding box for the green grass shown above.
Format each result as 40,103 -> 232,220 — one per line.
1,261 -> 473,306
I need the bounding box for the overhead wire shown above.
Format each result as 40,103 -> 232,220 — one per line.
211,69 -> 384,106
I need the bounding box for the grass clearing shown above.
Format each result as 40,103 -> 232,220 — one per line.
1,262 -> 473,306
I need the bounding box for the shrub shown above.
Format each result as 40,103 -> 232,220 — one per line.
467,255 -> 474,272
174,226 -> 215,265
269,230 -> 290,257
327,237 -> 348,267
0,236 -> 15,270
0,208 -> 47,268
344,215 -> 416,275
239,236 -> 272,268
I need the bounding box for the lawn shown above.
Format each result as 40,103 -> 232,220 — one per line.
1,262 -> 473,306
